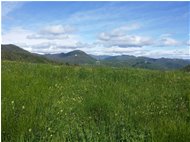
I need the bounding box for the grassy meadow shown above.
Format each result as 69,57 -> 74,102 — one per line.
2,61 -> 190,141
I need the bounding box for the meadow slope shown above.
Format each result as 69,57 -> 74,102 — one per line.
2,61 -> 190,142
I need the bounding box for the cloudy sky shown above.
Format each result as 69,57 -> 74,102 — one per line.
2,1 -> 190,59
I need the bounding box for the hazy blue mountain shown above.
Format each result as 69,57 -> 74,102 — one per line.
90,55 -> 112,60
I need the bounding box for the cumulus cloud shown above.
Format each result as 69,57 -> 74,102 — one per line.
155,33 -> 186,47
160,37 -> 179,46
98,25 -> 185,48
157,34 -> 181,47
89,45 -> 144,56
2,26 -> 80,53
25,43 -> 77,54
98,33 -> 152,48
98,24 -> 153,48
40,25 -> 75,35
27,25 -> 76,40
2,27 -> 34,45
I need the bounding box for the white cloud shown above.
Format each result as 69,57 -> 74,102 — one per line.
98,33 -> 152,48
2,27 -> 34,45
99,23 -> 141,39
98,24 -> 153,48
157,33 -> 182,47
25,43 -> 77,54
27,25 -> 76,40
2,26 -> 80,53
40,25 -> 75,35
99,26 -> 184,48
159,37 -> 180,46
81,43 -> 143,56
142,49 -> 190,59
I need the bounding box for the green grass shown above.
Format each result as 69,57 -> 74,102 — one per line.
2,61 -> 190,142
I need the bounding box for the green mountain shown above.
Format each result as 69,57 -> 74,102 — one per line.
102,55 -> 190,70
45,50 -> 96,65
1,44 -> 56,64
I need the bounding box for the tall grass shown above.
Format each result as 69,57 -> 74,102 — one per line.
2,61 -> 190,141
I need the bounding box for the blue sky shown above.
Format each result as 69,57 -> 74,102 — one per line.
2,1 -> 190,59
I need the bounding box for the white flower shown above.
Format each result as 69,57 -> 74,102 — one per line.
22,106 -> 25,109
11,101 -> 14,104
29,128 -> 32,132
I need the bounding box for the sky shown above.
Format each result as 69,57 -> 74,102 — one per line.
1,1 -> 190,59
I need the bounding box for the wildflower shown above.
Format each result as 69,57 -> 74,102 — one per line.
22,106 -> 25,109
29,128 -> 32,132
60,109 -> 63,113
48,127 -> 51,131
11,101 -> 14,104
97,132 -> 100,135
50,134 -> 53,137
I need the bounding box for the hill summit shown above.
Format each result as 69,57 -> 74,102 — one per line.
1,44 -> 55,64
45,50 -> 96,65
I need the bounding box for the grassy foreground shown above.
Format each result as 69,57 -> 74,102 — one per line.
2,61 -> 190,142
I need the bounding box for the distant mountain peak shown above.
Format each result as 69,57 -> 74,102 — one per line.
45,49 -> 96,65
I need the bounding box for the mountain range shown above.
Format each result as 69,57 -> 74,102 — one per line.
2,44 -> 190,70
